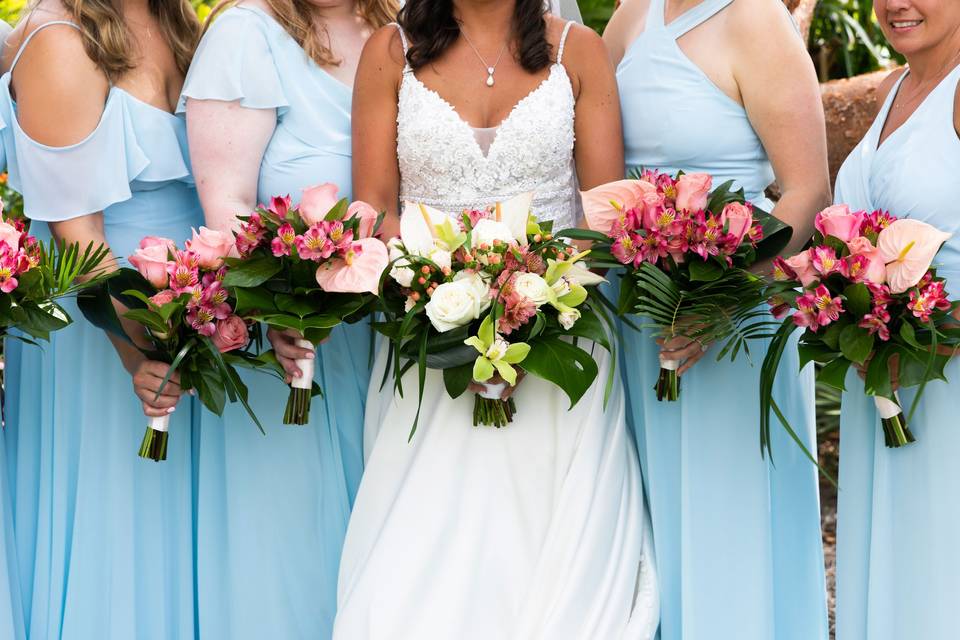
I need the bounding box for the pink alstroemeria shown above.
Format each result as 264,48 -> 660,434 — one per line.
295,225 -> 336,261
236,214 -> 267,257
842,254 -> 872,282
325,221 -> 355,253
611,233 -> 641,267
271,223 -> 297,257
793,291 -> 821,331
268,195 -> 292,218
0,247 -> 21,293
860,209 -> 896,236
167,250 -> 201,294
187,304 -> 218,337
771,257 -> 797,282
812,284 -> 845,327
908,280 -> 951,322
859,311 -> 891,341
811,246 -> 841,277
314,237 -> 389,295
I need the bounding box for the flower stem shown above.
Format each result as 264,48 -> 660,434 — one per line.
139,427 -> 169,461
655,367 -> 680,402
881,413 -> 916,448
473,395 -> 516,427
283,387 -> 312,425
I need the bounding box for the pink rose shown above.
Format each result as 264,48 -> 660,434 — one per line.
347,200 -> 379,238
845,236 -> 886,284
0,220 -> 22,250
720,201 -> 754,245
211,315 -> 249,353
299,183 -> 340,226
129,237 -> 175,289
815,204 -> 865,243
149,289 -> 177,306
185,227 -> 233,270
784,249 -> 819,287
640,190 -> 665,230
674,173 -> 712,212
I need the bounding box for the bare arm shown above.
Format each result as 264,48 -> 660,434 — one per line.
351,26 -> 405,239
734,0 -> 831,258
14,24 -> 183,415
601,0 -> 650,68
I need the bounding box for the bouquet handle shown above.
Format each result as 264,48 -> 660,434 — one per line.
656,356 -> 681,402
875,392 -> 915,448
284,338 -> 315,425
473,381 -> 516,428
139,414 -> 170,461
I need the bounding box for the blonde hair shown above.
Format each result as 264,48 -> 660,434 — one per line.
27,1 -> 201,81
206,0 -> 398,67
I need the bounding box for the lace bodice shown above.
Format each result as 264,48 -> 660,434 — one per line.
395,22 -> 578,230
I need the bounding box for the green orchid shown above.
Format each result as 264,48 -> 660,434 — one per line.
464,316 -> 530,385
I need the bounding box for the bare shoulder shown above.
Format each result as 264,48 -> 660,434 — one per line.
603,0 -> 651,65
727,0 -> 802,40
552,19 -> 609,69
876,66 -> 907,104
953,71 -> 960,136
359,23 -> 405,72
9,9 -> 109,145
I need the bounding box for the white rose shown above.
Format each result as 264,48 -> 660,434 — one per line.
427,248 -> 452,271
565,261 -> 606,287
559,308 -> 581,330
425,280 -> 483,332
387,238 -> 416,287
512,273 -> 551,307
453,271 -> 492,313
471,218 -> 515,248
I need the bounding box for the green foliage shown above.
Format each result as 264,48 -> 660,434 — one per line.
0,0 -> 217,25
579,0 -> 615,33
809,0 -> 902,80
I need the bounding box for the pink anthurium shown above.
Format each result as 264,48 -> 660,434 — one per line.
314,237 -> 389,295
580,179 -> 657,234
876,219 -> 953,294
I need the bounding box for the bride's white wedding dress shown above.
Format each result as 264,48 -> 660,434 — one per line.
334,23 -> 659,640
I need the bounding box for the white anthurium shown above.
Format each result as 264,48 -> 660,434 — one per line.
400,201 -> 449,255
565,260 -> 607,287
496,192 -> 534,245
471,218 -> 516,248
876,219 -> 953,294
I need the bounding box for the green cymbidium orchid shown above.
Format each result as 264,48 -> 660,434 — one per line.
464,315 -> 530,385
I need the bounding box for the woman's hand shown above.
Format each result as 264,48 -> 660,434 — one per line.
132,359 -> 184,418
468,371 -> 527,400
268,327 -> 316,384
658,334 -> 709,376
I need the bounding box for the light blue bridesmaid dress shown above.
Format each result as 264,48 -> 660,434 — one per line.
0,20 -> 202,640
833,63 -> 960,640
0,19 -> 26,637
615,1 -> 827,638
179,6 -> 368,638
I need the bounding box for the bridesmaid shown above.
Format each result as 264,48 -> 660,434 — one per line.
0,17 -> 24,640
0,1 -> 203,638
181,0 -> 396,637
604,0 -> 831,638
833,2 -> 960,638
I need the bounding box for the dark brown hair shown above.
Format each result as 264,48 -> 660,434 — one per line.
397,0 -> 551,72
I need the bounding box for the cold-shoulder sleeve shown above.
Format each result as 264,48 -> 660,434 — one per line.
177,8 -> 289,114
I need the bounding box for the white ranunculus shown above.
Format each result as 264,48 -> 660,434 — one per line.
559,308 -> 581,330
425,280 -> 483,332
512,272 -> 551,307
471,218 -> 515,248
453,271 -> 492,313
565,261 -> 607,287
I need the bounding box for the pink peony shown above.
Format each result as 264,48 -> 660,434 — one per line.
299,183 -> 340,226
211,315 -> 249,353
815,204 -> 865,243
720,201 -> 754,245
674,173 -> 712,213
314,237 -> 389,295
186,227 -> 233,270
129,237 -> 175,289
845,236 -> 886,284
347,201 -> 379,238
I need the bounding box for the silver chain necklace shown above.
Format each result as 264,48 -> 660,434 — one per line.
459,28 -> 508,87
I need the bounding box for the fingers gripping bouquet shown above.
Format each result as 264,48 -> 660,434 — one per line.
581,171 -> 791,401
377,193 -> 615,435
223,184 -> 389,425
0,210 -> 110,340
761,206 -> 958,450
80,230 -> 262,461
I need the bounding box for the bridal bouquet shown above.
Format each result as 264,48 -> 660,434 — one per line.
223,184 -> 388,424
377,193 -> 614,434
80,231 -> 262,461
0,211 -> 111,340
760,205 -> 959,450
580,171 -> 791,401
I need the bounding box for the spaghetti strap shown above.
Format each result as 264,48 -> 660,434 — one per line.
557,21 -> 574,65
666,0 -> 734,38
10,20 -> 80,71
391,22 -> 411,71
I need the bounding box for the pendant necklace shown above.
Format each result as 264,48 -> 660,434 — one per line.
460,28 -> 508,87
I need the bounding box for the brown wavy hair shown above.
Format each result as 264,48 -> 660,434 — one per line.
206,1 -> 399,67
26,0 -> 201,81
398,0 -> 551,72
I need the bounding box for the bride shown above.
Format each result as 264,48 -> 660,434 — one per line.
334,1 -> 659,638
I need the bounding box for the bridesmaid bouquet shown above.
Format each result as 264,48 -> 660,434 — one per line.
580,171 -> 791,401
223,184 -> 388,424
79,231 -> 262,461
377,193 -> 614,434
760,205 -> 959,450
0,211 -> 110,340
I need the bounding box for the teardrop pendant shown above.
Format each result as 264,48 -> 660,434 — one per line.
486,74 -> 495,87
